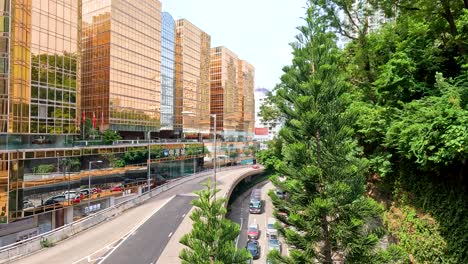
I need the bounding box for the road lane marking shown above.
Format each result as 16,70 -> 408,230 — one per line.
168,232 -> 173,238
95,196 -> 176,264
182,213 -> 186,218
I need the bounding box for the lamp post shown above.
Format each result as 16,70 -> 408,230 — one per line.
147,131 -> 155,192
210,114 -> 217,191
88,160 -> 102,211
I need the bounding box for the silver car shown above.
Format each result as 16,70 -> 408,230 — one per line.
268,238 -> 281,253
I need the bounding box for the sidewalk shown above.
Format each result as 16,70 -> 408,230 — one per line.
156,167 -> 264,264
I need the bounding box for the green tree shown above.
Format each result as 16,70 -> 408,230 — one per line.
265,4 -> 383,263
102,130 -> 122,145
179,179 -> 251,264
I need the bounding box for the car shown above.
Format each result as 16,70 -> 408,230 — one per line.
245,240 -> 260,260
110,185 -> 123,192
252,164 -> 260,169
44,195 -> 66,206
63,191 -> 82,203
247,223 -> 260,240
268,238 -> 282,253
275,189 -> 286,199
23,199 -> 34,209
249,200 -> 262,214
81,187 -> 103,197
266,217 -> 278,237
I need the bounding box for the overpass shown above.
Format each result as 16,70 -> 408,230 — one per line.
1,166 -> 264,264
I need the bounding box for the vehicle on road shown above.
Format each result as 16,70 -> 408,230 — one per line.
23,199 -> 34,209
245,240 -> 260,260
252,164 -> 260,169
268,238 -> 282,253
247,223 -> 260,240
275,189 -> 286,199
63,191 -> 82,203
249,200 -> 262,214
267,217 -> 278,237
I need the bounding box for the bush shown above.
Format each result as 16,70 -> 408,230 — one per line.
33,164 -> 55,174
115,159 -> 126,168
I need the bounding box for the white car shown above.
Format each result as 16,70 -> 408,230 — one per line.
266,217 -> 278,237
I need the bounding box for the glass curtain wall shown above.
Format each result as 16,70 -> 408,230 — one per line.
160,12 -> 175,131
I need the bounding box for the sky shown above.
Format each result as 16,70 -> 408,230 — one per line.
162,0 -> 307,90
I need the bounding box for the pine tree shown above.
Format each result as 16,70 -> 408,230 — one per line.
265,3 -> 383,264
179,179 -> 251,264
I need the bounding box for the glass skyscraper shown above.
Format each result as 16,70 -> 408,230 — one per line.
160,12 -> 175,131
0,0 -> 82,223
82,0 -> 162,135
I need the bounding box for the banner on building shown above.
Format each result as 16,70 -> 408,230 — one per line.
255,127 -> 269,135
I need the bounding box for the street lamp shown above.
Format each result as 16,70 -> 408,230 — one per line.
210,114 -> 217,192
147,131 -> 155,192
88,160 -> 102,211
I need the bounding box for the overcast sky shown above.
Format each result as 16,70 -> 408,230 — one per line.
162,0 -> 306,90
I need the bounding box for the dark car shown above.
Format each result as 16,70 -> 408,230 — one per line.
245,240 -> 260,260
44,195 -> 66,206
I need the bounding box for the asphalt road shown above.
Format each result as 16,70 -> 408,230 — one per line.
100,195 -> 195,264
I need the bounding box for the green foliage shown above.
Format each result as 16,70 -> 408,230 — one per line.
179,179 -> 251,263
102,130 -> 122,145
33,164 -> 55,174
264,4 -> 384,263
40,238 -> 55,248
61,158 -> 81,172
114,159 -> 126,168
123,149 -> 147,165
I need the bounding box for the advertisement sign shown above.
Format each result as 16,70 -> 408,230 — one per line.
255,127 -> 269,135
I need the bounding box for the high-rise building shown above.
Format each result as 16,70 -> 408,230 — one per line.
210,46 -> 241,139
161,12 -> 175,131
82,0 -> 161,137
238,60 -> 255,140
0,0 -> 82,223
254,87 -> 280,142
174,19 -> 211,138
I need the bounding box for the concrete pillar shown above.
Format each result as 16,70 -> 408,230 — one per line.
109,196 -> 115,207
137,186 -> 142,195
51,210 -> 56,229
64,206 -> 73,225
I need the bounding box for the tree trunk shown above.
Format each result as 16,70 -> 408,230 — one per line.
441,0 -> 466,55
321,215 -> 333,264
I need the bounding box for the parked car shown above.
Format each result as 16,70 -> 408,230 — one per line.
63,191 -> 82,203
268,238 -> 282,253
247,223 -> 260,240
44,195 -> 66,206
81,187 -> 103,197
245,240 -> 260,260
23,199 -> 34,209
267,217 -> 278,238
110,185 -> 123,192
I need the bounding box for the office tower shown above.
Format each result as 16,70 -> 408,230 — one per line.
0,0 -> 82,223
82,0 -> 161,137
174,19 -> 211,139
210,46 -> 241,139
160,12 -> 175,131
238,60 -> 255,140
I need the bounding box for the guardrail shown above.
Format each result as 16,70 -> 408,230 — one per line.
0,165 -> 251,264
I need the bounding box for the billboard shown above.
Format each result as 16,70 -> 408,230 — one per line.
255,127 -> 269,135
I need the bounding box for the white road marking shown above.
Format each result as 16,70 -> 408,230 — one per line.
182,213 -> 186,218
95,196 -> 176,264
168,232 -> 173,238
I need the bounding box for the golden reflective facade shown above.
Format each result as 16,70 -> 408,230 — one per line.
239,60 -> 255,137
0,0 -> 82,223
210,46 -> 241,137
175,19 -> 211,135
82,0 -> 161,132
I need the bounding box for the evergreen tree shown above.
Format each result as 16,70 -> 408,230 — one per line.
179,179 -> 251,264
265,3 -> 383,263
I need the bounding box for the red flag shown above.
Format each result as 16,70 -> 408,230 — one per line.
101,111 -> 104,129
82,111 -> 86,124
92,112 -> 97,128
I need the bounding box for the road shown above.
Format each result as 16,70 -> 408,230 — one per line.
227,181 -> 288,262
100,195 -> 194,264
